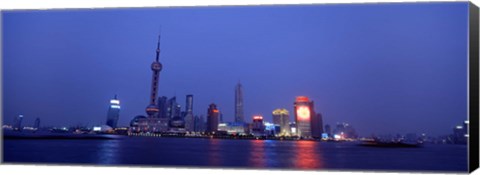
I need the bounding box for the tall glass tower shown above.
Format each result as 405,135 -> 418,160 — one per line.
234,83 -> 244,123
106,95 -> 121,128
184,95 -> 194,131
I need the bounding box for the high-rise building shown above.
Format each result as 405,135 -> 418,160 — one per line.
206,103 -> 220,134
167,96 -> 181,119
294,96 -> 315,138
311,113 -> 324,138
251,115 -> 265,136
157,96 -> 168,118
13,115 -> 24,131
234,83 -> 244,123
184,95 -> 194,131
106,95 -> 121,128
272,108 -> 290,136
33,118 -> 40,129
325,124 -> 332,137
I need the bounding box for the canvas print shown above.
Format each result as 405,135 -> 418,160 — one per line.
1,2 -> 476,173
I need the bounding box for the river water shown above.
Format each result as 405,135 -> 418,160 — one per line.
2,137 -> 468,172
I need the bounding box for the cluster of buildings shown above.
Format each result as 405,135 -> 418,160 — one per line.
2,114 -> 41,132
96,35 -> 356,139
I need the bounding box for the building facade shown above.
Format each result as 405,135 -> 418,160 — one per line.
294,96 -> 315,138
206,103 -> 220,134
234,83 -> 245,123
251,115 -> 265,136
13,115 -> 24,131
272,108 -> 290,136
184,95 -> 194,132
106,95 -> 121,128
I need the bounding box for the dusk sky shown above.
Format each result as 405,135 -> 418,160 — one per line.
2,2 -> 469,136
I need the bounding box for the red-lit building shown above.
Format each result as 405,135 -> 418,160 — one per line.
251,115 -> 265,136
206,103 -> 220,134
294,96 -> 316,138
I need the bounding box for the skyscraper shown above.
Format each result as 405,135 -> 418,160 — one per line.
33,118 -> 40,129
325,124 -> 332,137
145,35 -> 163,118
206,103 -> 219,134
13,115 -> 23,131
294,96 -> 315,138
157,96 -> 168,118
167,96 -> 181,119
311,113 -> 324,138
251,115 -> 265,136
234,83 -> 244,123
106,95 -> 121,128
272,108 -> 290,136
184,95 -> 194,131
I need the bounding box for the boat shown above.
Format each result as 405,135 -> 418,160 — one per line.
358,139 -> 422,148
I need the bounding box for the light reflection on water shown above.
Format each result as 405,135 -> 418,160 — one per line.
294,140 -> 323,169
3,137 -> 467,172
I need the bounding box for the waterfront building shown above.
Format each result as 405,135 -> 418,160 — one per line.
157,96 -> 168,118
325,124 -> 332,137
194,115 -> 206,132
272,108 -> 290,136
13,115 -> 24,131
106,95 -> 121,128
206,103 -> 220,134
167,96 -> 181,119
234,82 -> 245,123
333,122 -> 358,139
294,96 -> 315,138
251,115 -> 265,136
218,122 -> 246,135
311,113 -> 324,138
33,118 -> 40,129
264,122 -> 277,136
452,121 -> 467,144
184,95 -> 194,132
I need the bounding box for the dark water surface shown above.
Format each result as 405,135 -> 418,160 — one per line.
3,137 -> 467,172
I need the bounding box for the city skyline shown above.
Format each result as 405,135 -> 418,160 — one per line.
3,2 -> 469,137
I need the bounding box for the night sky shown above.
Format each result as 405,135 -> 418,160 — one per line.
2,2 -> 469,137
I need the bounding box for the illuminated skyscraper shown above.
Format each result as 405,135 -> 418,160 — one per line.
294,96 -> 315,138
272,108 -> 290,136
234,83 -> 244,123
184,95 -> 194,131
106,95 -> 121,128
206,103 -> 220,133
13,115 -> 24,131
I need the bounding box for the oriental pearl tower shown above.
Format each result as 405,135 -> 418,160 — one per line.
145,35 -> 163,117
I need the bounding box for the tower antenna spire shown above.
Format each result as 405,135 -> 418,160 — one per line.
156,33 -> 161,62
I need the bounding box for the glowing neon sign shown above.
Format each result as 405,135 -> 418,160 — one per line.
296,106 -> 310,121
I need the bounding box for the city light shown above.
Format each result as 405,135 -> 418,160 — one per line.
456,125 -> 463,129
253,115 -> 263,120
296,106 -> 310,120
110,99 -> 120,104
110,105 -> 121,109
296,96 -> 310,102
